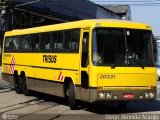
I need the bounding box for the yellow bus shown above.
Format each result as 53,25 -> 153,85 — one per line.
1,19 -> 157,109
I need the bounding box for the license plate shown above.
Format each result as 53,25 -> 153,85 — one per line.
123,93 -> 134,99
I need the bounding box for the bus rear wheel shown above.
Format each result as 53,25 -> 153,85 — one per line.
22,76 -> 30,96
14,76 -> 23,94
68,81 -> 77,110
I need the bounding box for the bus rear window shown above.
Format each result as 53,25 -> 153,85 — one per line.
4,37 -> 13,51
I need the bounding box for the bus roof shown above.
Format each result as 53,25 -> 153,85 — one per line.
5,19 -> 152,36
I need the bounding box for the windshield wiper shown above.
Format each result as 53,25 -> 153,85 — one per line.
111,63 -> 118,69
136,61 -> 145,69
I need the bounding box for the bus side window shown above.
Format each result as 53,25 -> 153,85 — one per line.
70,30 -> 80,51
45,33 -> 51,50
21,35 -> 30,50
13,36 -> 21,50
40,32 -> 51,51
51,32 -> 57,51
64,31 -> 71,51
55,31 -> 63,51
81,32 -> 89,67
31,34 -> 40,51
63,29 -> 80,52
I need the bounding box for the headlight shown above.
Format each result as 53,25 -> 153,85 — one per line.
99,92 -> 105,98
149,92 -> 155,98
113,96 -> 118,100
144,92 -> 149,98
106,92 -> 112,99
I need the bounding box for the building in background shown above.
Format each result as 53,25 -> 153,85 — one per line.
96,5 -> 120,19
102,5 -> 131,20
1,0 -> 121,31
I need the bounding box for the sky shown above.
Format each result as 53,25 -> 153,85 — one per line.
131,6 -> 159,36
90,0 -> 160,36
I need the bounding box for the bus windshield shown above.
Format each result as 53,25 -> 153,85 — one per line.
92,28 -> 154,67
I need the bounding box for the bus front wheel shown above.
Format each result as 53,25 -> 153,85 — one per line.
68,81 -> 77,110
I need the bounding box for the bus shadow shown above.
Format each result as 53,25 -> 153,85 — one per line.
30,91 -> 68,105
30,91 -> 160,114
84,100 -> 160,114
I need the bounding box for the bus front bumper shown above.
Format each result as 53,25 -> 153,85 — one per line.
89,88 -> 157,102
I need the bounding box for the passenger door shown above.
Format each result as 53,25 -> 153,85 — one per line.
79,29 -> 90,101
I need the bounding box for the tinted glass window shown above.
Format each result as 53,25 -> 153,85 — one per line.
5,37 -> 13,51
13,36 -> 21,50
40,33 -> 51,51
51,32 -> 58,50
93,28 -> 154,67
54,31 -> 63,50
4,29 -> 80,53
64,30 -> 80,52
21,35 -> 31,50
70,30 -> 79,51
64,31 -> 71,50
30,34 -> 40,51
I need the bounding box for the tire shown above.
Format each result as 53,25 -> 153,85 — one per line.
22,76 -> 31,96
14,76 -> 23,94
68,82 -> 77,110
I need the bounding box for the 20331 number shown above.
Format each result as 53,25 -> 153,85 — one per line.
99,74 -> 116,79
